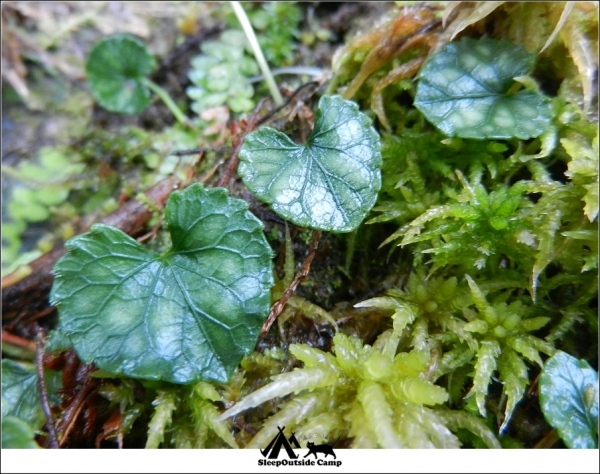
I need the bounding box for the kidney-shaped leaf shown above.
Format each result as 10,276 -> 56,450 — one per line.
85,34 -> 156,114
539,351 -> 598,449
414,37 -> 553,140
51,184 -> 274,384
238,95 -> 382,232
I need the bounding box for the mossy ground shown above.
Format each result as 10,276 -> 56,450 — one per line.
1,2 -> 597,450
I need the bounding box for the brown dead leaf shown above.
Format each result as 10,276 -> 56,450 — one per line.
341,6 -> 438,100
559,3 -> 599,114
446,2 -> 504,41
95,409 -> 123,449
200,106 -> 231,146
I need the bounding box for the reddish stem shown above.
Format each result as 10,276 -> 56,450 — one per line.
261,230 -> 322,336
214,97 -> 269,188
2,329 -> 36,352
35,327 -> 60,449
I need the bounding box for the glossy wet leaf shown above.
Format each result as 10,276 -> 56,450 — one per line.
415,37 -> 553,139
51,184 -> 274,384
86,34 -> 156,114
539,351 -> 598,448
1,360 -> 61,430
239,95 -> 382,232
1,417 -> 39,449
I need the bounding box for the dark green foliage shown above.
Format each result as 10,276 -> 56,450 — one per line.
239,95 -> 382,232
85,34 -> 156,115
415,38 -> 554,139
51,184 -> 274,384
3,2 -> 597,451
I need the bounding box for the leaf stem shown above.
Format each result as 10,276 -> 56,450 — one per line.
230,1 -> 284,106
261,230 -> 322,336
214,97 -> 268,188
35,327 -> 59,449
142,78 -> 188,125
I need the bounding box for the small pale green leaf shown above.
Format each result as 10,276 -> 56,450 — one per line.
415,37 -> 553,139
1,417 -> 39,449
86,34 -> 156,114
498,349 -> 529,433
239,95 -> 382,232
146,390 -> 177,449
540,351 -> 598,449
390,376 -> 449,406
51,184 -> 274,384
1,360 -> 61,430
358,380 -> 405,448
437,411 -> 501,449
507,335 -> 544,367
466,339 -> 501,417
463,320 -> 489,334
582,183 -> 599,222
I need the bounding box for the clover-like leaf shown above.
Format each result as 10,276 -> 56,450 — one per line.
86,34 -> 156,114
415,37 -> 553,139
539,351 -> 598,449
51,184 -> 274,384
238,95 -> 382,232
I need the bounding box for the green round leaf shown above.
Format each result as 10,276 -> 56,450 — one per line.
51,184 -> 274,384
414,37 -> 553,140
239,95 -> 382,232
539,351 -> 598,449
85,34 -> 156,115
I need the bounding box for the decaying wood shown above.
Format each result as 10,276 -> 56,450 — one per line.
1,175 -> 181,320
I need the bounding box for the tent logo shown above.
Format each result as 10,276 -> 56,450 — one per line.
260,426 -> 301,459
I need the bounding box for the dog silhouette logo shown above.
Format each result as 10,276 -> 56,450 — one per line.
303,437 -> 340,460
260,426 -> 301,459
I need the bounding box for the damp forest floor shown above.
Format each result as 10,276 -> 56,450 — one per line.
1,1 -> 598,455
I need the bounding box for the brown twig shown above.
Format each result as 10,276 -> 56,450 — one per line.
256,80 -> 320,126
261,230 -> 322,336
170,147 -> 206,157
533,429 -> 560,449
526,373 -> 540,398
2,329 -> 36,353
35,327 -> 59,449
21,306 -> 56,327
136,218 -> 165,243
214,97 -> 270,188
